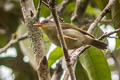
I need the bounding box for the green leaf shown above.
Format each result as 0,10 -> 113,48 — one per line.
33,0 -> 50,17
0,34 -> 9,47
86,5 -> 101,17
17,24 -> 35,69
43,33 -> 51,53
33,0 -> 39,8
63,2 -> 75,22
57,0 -> 63,4
75,60 -> 89,80
40,4 -> 50,17
80,47 -> 111,80
48,47 -> 63,67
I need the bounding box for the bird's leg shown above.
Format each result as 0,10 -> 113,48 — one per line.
57,34 -> 77,40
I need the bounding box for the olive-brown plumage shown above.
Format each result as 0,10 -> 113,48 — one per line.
34,20 -> 107,49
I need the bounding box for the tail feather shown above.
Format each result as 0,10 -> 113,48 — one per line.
91,40 -> 107,49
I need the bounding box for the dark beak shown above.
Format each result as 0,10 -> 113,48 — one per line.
33,23 -> 43,27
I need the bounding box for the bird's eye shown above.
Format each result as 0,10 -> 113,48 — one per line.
41,20 -> 49,24
44,20 -> 48,23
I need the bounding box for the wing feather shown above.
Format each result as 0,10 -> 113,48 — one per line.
61,23 -> 95,38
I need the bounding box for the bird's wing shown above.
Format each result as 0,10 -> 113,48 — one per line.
61,23 -> 95,38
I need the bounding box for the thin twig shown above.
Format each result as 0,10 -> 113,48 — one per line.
57,0 -> 72,12
51,63 -> 63,80
71,46 -> 90,66
99,28 -> 120,40
0,32 -> 28,54
86,19 -> 112,24
36,0 -> 42,21
87,0 -> 116,33
42,1 -> 49,8
48,0 -> 76,80
108,36 -> 119,38
71,0 -> 89,25
42,0 -> 71,21
62,70 -> 69,80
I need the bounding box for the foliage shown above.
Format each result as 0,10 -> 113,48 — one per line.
80,47 -> 111,80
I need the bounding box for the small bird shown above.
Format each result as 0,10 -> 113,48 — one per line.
33,19 -> 107,49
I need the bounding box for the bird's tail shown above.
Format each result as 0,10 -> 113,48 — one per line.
91,39 -> 107,49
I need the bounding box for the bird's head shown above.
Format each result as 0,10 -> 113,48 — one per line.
33,19 -> 56,35
33,19 -> 55,29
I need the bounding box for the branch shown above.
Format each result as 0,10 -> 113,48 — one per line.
86,19 -> 112,24
51,63 -> 63,80
71,46 -> 90,66
87,0 -> 116,33
36,0 -> 42,21
42,1 -> 49,8
20,0 -> 51,80
57,0 -> 72,13
48,0 -> 76,80
42,0 -> 72,21
71,0 -> 89,26
62,70 -> 69,80
0,33 -> 28,54
99,28 -> 120,40
42,0 -> 72,13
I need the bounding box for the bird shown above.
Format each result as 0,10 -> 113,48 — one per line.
33,19 -> 107,49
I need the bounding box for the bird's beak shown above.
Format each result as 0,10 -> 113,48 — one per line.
33,23 -> 44,27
